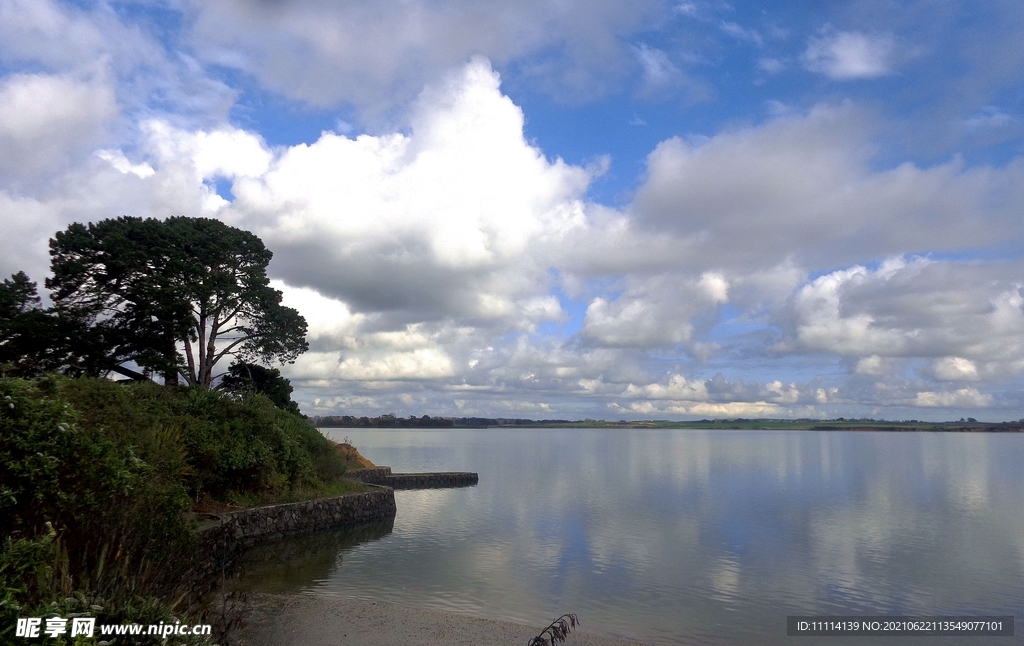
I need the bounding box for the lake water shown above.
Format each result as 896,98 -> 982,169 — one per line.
234,428 -> 1024,645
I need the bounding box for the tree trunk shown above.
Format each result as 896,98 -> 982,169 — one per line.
163,333 -> 179,386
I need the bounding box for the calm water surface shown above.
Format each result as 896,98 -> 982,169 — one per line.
234,429 -> 1024,645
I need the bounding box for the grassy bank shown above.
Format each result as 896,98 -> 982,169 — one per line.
0,375 -> 366,643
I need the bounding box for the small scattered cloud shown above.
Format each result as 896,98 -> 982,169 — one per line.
802,28 -> 896,80
674,3 -> 698,17
720,21 -> 762,46
964,106 -> 1014,131
757,57 -> 785,74
854,355 -> 896,376
635,44 -> 683,89
632,43 -> 711,102
930,357 -> 980,382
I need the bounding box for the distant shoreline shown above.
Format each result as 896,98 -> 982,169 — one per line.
314,415 -> 1024,432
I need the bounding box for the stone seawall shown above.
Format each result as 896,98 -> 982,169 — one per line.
343,466 -> 395,485
344,466 -> 479,489
195,486 -> 396,580
386,472 -> 479,489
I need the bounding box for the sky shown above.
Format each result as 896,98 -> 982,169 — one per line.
2,1 -> 1024,421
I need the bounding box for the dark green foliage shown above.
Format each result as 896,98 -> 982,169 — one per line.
1,375 -> 137,538
1,375 -> 352,642
46,216 -> 308,387
0,532 -> 208,645
47,376 -> 346,500
0,271 -> 37,312
176,387 -> 320,498
0,272 -> 113,379
0,376 -> 199,642
57,378 -> 191,481
220,360 -> 302,415
47,218 -> 191,383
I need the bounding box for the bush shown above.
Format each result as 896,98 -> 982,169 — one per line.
0,375 -> 352,643
0,376 -> 198,643
2,376 -> 151,537
52,376 -> 349,501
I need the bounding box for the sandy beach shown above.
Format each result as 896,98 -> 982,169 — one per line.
232,593 -> 657,646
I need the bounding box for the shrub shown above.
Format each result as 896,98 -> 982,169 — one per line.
52,376 -> 349,501
0,376 -> 199,642
0,375 -> 352,642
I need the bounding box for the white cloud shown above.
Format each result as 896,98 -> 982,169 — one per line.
785,257 -> 1024,381
275,282 -> 367,348
581,272 -> 730,348
187,0 -> 669,112
583,295 -> 693,347
931,357 -> 980,382
635,44 -> 681,88
914,388 -> 993,409
719,21 -> 762,46
964,107 -> 1014,131
631,103 -> 1024,272
632,43 -> 710,101
788,262 -> 908,357
95,150 -> 155,179
611,399 -> 786,418
292,347 -> 456,381
757,58 -> 784,74
802,29 -> 896,79
854,355 -> 896,376
142,121 -> 272,181
0,0 -> 234,126
217,60 -> 591,326
699,272 -> 729,303
0,0 -> 118,70
624,374 -> 709,401
0,193 -> 61,280
0,72 -> 116,184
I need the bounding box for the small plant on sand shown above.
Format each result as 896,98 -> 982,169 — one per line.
528,613 -> 580,646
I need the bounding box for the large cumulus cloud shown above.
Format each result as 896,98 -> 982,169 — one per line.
220,60 -> 591,329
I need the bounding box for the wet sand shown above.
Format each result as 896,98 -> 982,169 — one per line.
233,593 -> 656,646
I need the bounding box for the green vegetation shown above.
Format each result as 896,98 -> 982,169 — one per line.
1,375 -> 362,643
2,216 -> 307,387
0,217 -> 346,641
219,362 -> 301,416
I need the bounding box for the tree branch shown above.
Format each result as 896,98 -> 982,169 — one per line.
109,364 -> 153,382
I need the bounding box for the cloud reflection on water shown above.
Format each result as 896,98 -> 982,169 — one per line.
234,429 -> 1024,645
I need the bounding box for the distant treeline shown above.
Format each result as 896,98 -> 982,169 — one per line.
311,414 -> 572,428
310,414 -> 1024,431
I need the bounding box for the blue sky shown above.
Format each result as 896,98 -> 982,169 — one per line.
2,0 -> 1024,420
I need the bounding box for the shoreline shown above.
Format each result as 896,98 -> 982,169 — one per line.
232,593 -> 658,646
